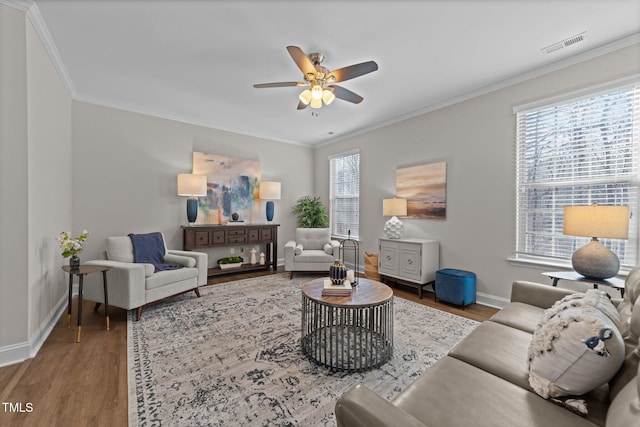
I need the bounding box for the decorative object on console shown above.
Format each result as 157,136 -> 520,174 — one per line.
58,230 -> 89,269
563,204 -> 629,279
383,198 -> 407,239
177,173 -> 207,224
250,248 -> 257,265
259,181 -> 281,222
396,161 -> 447,219
260,252 -> 265,265
217,256 -> 244,270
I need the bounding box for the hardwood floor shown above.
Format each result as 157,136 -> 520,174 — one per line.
0,268 -> 498,427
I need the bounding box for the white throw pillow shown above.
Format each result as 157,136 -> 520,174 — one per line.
323,243 -> 333,255
528,294 -> 625,399
294,244 -> 303,255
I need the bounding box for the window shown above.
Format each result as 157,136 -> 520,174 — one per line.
514,79 -> 640,269
330,150 -> 360,239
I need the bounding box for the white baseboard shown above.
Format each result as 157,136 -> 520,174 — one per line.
0,290 -> 69,368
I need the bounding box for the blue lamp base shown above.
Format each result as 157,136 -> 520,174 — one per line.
186,198 -> 198,223
266,201 -> 275,222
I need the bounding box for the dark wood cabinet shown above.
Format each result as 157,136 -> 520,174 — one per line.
182,224 -> 279,277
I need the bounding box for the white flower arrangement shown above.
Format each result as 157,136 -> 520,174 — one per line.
58,230 -> 89,258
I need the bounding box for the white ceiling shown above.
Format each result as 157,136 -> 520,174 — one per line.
19,0 -> 640,146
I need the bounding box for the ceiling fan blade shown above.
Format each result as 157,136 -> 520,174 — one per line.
331,85 -> 364,104
253,82 -> 306,88
297,100 -> 309,110
287,46 -> 316,77
328,61 -> 378,83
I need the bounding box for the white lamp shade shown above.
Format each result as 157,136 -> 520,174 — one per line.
259,181 -> 281,200
177,174 -> 207,197
383,198 -> 407,217
563,205 -> 629,239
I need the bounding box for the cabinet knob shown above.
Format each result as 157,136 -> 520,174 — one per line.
407,259 -> 413,265
386,255 -> 391,261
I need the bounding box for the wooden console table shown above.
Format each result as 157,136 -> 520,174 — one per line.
182,224 -> 279,277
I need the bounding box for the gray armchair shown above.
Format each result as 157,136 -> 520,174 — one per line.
83,234 -> 208,320
284,228 -> 340,279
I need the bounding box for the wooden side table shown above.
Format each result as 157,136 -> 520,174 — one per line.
62,265 -> 112,342
542,271 -> 625,297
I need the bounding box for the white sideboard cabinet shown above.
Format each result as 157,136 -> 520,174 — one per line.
378,237 -> 439,298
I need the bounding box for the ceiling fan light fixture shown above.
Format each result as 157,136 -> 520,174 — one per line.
322,88 -> 335,105
298,89 -> 312,105
310,98 -> 322,109
311,85 -> 323,100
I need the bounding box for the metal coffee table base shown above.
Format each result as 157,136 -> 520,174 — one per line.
301,297 -> 393,372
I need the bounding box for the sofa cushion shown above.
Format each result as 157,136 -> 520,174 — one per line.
106,236 -> 135,263
323,243 -> 333,255
490,302 -> 545,333
295,250 -> 335,264
296,228 -> 331,250
528,297 -> 625,399
392,356 -> 599,427
294,244 -> 304,255
449,321 -> 533,390
540,289 -> 622,332
145,267 -> 198,290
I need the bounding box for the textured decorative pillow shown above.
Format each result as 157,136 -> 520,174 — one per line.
528,297 -> 625,399
538,289 -> 622,332
294,244 -> 304,255
323,243 -> 333,255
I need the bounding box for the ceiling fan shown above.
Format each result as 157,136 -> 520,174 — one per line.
253,46 -> 378,110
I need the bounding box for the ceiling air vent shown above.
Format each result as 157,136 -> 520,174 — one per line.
541,31 -> 588,55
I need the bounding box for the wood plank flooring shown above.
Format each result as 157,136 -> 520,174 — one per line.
0,268 -> 498,427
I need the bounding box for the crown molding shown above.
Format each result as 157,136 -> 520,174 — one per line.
0,0 -> 32,12
25,3 -> 77,97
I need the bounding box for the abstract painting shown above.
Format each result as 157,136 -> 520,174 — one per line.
192,152 -> 261,224
396,161 -> 447,219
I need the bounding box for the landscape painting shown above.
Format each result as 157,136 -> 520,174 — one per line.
192,151 -> 261,224
396,161 -> 447,219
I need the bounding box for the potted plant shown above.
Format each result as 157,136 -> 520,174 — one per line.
217,256 -> 244,269
291,196 -> 329,228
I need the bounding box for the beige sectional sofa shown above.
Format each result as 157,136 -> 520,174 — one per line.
335,271 -> 640,427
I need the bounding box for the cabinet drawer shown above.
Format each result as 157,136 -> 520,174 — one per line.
247,228 -> 260,243
227,236 -> 246,244
194,231 -> 209,246
227,229 -> 246,237
211,230 -> 225,244
261,228 -> 273,242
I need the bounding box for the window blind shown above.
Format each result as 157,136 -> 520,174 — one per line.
514,81 -> 640,268
330,150 -> 360,239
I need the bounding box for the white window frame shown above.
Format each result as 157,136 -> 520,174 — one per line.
329,150 -> 360,240
513,76 -> 640,270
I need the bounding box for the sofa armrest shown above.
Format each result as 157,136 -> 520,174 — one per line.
335,385 -> 429,427
167,250 -> 208,286
164,253 -> 196,268
510,280 -> 575,308
285,240 -> 296,267
83,260 -> 147,309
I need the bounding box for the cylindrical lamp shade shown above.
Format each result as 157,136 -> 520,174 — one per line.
259,181 -> 281,200
177,174 -> 207,197
383,198 -> 407,217
563,205 -> 629,239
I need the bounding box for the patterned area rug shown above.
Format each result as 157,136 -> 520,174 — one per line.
128,273 -> 479,426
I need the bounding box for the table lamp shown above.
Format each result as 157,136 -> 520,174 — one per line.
383,198 -> 407,239
259,181 -> 281,222
177,173 -> 207,224
563,204 -> 629,279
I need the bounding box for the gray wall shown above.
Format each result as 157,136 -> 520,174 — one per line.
0,5 -> 72,366
314,43 -> 640,306
71,102 -> 314,265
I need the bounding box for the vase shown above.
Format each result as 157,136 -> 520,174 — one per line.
70,255 -> 80,269
329,259 -> 347,285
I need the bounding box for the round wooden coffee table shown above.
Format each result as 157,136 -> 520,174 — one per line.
301,277 -> 394,371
